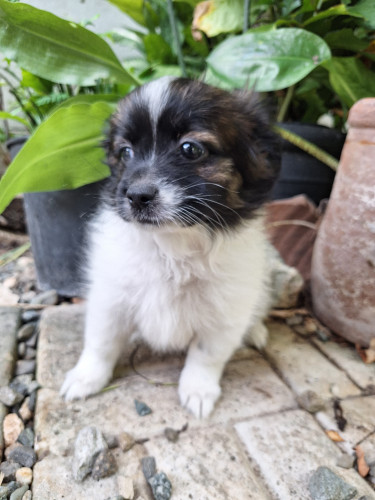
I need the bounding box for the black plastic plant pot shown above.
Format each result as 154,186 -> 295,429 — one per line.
272,123 -> 346,205
7,137 -> 105,297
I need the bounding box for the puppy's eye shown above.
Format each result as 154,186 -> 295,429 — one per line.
180,142 -> 205,160
121,146 -> 134,160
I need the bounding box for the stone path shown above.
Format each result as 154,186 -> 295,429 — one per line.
2,303 -> 375,499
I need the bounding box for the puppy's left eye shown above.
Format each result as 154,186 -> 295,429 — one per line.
180,142 -> 206,160
121,146 -> 134,160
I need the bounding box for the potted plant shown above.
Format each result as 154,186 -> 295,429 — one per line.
0,0 -> 374,293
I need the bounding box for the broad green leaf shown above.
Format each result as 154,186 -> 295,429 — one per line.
0,102 -> 113,213
348,0 -> 375,29
106,0 -> 146,26
325,57 -> 375,108
0,111 -> 29,127
206,28 -> 331,91
0,0 -> 137,86
193,0 -> 244,37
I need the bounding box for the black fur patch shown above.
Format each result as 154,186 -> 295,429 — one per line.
102,78 -> 280,230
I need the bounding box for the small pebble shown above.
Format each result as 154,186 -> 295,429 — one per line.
19,398 -> 33,423
24,347 -> 36,360
15,360 -> 36,377
28,391 -> 37,413
4,443 -> 22,460
3,413 -> 25,447
304,317 -> 318,333
21,491 -> 32,500
104,497 -> 125,500
17,428 -> 35,448
10,375 -> 39,396
0,482 -> 19,498
18,343 -> 26,358
0,386 -> 24,407
164,428 -> 179,443
9,485 -> 28,500
118,476 -> 134,499
0,461 -> 21,482
118,432 -> 135,452
25,332 -> 38,348
91,449 -> 117,480
15,467 -> 33,485
308,466 -> 357,500
104,434 -> 119,449
141,456 -> 156,480
134,399 -> 152,416
8,445 -> 37,468
148,472 -> 172,500
17,323 -> 35,342
297,390 -> 325,413
72,426 -> 108,482
336,454 -> 355,469
30,289 -> 58,305
21,310 -> 40,323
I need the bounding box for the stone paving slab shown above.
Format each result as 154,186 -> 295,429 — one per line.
0,306 -> 20,457
264,321 -> 362,400
35,354 -> 296,456
235,409 -> 375,500
312,337 -> 375,390
32,304 -> 375,499
144,426 -> 272,500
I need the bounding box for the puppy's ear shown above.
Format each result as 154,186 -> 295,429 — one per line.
233,90 -> 281,177
232,90 -> 281,206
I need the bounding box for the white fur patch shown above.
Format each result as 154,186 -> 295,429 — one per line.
61,206 -> 271,418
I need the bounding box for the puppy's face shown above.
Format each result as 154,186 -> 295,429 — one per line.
104,77 -> 280,230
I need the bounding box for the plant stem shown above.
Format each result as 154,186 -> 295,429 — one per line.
273,124 -> 339,171
243,0 -> 251,32
0,71 -> 37,127
277,84 -> 295,122
166,0 -> 187,77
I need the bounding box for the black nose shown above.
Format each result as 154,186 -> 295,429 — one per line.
126,184 -> 158,208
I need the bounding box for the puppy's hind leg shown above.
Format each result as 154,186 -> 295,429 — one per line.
60,290 -> 130,401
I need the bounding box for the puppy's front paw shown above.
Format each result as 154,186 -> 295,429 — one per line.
178,370 -> 221,419
60,358 -> 112,401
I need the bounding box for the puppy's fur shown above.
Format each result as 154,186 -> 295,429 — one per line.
61,77 -> 280,418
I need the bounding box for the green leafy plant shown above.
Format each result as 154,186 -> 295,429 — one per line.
0,0 -> 374,214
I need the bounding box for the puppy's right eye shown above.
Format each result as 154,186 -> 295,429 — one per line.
121,146 -> 134,160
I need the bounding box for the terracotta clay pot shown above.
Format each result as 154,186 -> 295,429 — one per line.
311,98 -> 375,347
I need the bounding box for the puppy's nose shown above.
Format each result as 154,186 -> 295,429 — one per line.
126,184 -> 158,208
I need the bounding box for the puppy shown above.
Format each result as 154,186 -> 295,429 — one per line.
61,77 -> 280,418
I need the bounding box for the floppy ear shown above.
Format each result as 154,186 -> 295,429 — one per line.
231,90 -> 281,208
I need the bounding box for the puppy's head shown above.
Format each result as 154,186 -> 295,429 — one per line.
103,77 -> 280,231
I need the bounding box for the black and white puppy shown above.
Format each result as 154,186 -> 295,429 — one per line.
61,77 -> 280,418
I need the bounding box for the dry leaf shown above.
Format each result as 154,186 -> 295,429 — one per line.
356,339 -> 375,364
325,430 -> 344,442
355,445 -> 370,477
